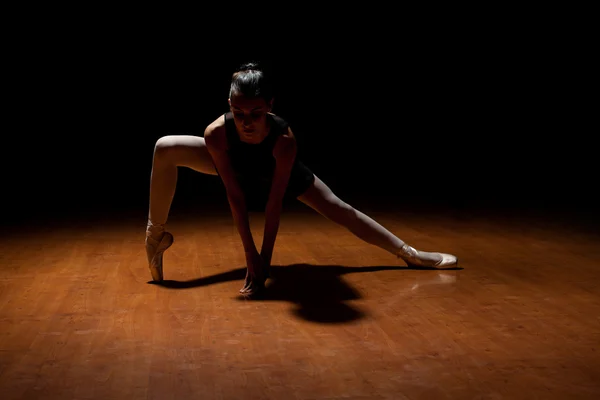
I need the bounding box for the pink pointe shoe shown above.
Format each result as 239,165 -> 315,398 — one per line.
145,232 -> 174,281
397,244 -> 458,269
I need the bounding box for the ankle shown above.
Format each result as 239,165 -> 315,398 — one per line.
146,220 -> 165,241
397,243 -> 417,259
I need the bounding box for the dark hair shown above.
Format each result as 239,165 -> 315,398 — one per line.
229,61 -> 273,102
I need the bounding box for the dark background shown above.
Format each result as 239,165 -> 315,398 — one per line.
3,26 -> 596,230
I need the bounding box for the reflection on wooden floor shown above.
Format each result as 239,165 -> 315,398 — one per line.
1,205 -> 599,399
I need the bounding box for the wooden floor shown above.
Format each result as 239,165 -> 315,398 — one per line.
1,204 -> 599,399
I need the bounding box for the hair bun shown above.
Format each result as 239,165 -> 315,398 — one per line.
238,61 -> 261,72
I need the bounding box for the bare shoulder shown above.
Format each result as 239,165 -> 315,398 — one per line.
203,114 -> 228,150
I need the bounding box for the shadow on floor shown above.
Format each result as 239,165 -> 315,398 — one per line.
150,263 -> 462,324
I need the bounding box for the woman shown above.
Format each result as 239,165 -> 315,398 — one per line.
146,62 -> 457,295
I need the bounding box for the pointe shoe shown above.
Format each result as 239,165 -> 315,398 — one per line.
145,232 -> 174,281
397,244 -> 458,268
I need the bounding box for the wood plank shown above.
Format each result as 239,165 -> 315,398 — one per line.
0,206 -> 599,399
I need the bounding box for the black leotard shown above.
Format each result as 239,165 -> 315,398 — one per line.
223,112 -> 314,207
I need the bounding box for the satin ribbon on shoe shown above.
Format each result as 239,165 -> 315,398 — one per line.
145,232 -> 174,281
398,244 -> 458,268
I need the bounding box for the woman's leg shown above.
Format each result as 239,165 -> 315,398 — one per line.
297,175 -> 457,268
146,135 -> 218,281
148,135 -> 217,227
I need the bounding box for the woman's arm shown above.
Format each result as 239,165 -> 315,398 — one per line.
261,128 -> 298,265
204,123 -> 260,262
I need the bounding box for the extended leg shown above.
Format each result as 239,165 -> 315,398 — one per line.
297,175 -> 457,268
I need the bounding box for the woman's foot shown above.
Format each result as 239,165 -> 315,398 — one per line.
397,244 -> 458,269
145,231 -> 174,281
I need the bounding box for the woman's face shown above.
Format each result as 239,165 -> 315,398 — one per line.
229,92 -> 273,144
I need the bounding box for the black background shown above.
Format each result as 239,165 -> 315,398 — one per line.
3,20 -> 596,229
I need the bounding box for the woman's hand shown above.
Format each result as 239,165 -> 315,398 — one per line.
240,250 -> 267,296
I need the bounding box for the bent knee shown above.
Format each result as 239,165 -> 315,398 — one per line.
154,135 -> 179,153
152,135 -> 215,173
153,135 -> 197,161
152,136 -> 180,166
